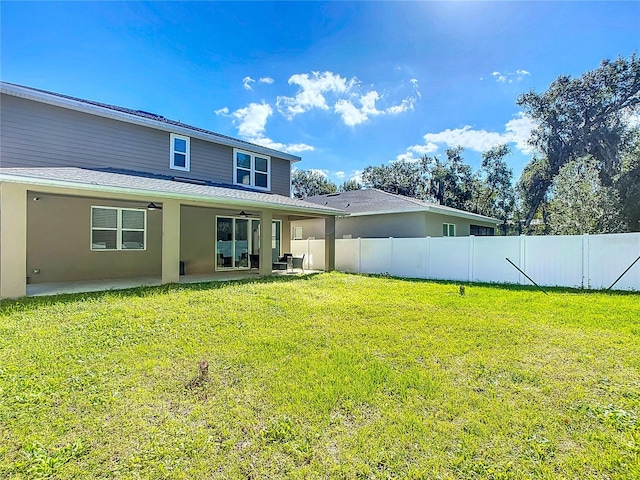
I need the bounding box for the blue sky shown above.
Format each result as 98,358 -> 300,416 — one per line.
2,1 -> 639,185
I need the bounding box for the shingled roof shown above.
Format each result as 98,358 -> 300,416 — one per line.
0,167 -> 343,216
303,188 -> 499,223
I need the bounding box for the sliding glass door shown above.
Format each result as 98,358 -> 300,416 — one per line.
216,216 -> 281,270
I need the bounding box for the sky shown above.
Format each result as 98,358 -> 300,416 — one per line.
2,1 -> 639,185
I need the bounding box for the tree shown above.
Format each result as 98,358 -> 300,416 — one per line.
547,156 -> 625,235
472,144 -> 517,230
617,132 -> 640,231
361,160 -> 427,198
339,179 -> 362,192
423,147 -> 476,210
516,54 -> 640,227
291,170 -> 337,198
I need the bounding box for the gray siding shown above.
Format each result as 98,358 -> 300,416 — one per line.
339,212 -> 427,238
291,211 -> 498,239
270,157 -> 292,196
1,94 -> 292,196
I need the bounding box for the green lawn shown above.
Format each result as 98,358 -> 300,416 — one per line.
1,272 -> 639,479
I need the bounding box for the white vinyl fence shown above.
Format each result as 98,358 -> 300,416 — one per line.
291,233 -> 640,291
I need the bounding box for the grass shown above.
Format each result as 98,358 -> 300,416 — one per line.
0,272 -> 639,479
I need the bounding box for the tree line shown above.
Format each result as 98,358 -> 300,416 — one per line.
292,54 -> 640,235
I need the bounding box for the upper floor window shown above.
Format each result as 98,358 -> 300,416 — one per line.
234,148 -> 270,190
170,133 -> 190,171
443,223 -> 456,237
91,206 -> 146,251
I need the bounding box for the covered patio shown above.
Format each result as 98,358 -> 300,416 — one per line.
0,168 -> 341,299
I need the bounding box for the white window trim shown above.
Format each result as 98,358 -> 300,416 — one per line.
170,133 -> 191,172
233,148 -> 271,191
292,226 -> 303,240
91,206 -> 147,251
443,223 -> 456,237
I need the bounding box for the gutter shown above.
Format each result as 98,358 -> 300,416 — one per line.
0,173 -> 344,217
345,207 -> 500,224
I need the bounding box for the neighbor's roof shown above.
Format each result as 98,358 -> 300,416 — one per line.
0,167 -> 343,216
0,81 -> 301,163
303,188 -> 500,223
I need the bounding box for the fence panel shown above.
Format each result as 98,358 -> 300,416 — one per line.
389,238 -> 430,278
472,236 -> 522,284
290,239 -> 326,270
335,239 -> 360,273
588,233 -> 640,290
311,233 -> 640,291
524,235 -> 584,288
360,239 -> 393,274
429,237 -> 470,281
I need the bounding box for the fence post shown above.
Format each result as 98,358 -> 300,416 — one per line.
519,234 -> 526,285
389,237 -> 394,275
468,236 -> 475,282
582,233 -> 590,290
426,236 -> 431,279
358,237 -> 362,273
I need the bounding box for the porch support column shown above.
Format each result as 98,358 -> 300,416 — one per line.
0,182 -> 27,299
324,216 -> 336,272
259,209 -> 273,276
161,200 -> 180,284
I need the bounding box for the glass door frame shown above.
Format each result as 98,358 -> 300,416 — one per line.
215,215 -> 282,271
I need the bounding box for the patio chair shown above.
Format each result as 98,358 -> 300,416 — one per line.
291,254 -> 305,273
279,253 -> 293,263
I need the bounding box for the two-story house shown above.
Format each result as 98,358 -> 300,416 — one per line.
0,82 -> 341,299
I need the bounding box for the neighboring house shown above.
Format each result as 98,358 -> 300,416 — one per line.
0,82 -> 341,299
291,189 -> 500,240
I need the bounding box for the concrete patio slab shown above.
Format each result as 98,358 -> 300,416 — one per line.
25,269 -> 316,297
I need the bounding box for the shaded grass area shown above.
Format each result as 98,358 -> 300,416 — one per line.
1,272 -> 639,479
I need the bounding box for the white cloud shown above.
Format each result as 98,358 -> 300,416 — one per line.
424,126 -> 507,152
309,169 -> 329,178
230,102 -> 314,154
259,77 -> 274,84
277,71 -> 356,119
243,76 -> 255,90
410,78 -> 422,99
273,70 -> 418,126
214,107 -> 229,116
492,71 -> 508,83
250,137 -> 314,154
360,91 -> 382,115
491,70 -> 531,84
386,97 -> 415,115
335,171 -> 346,179
232,102 -> 272,138
396,112 -> 536,161
334,90 -> 415,127
334,99 -> 369,127
504,112 -> 535,154
350,170 -> 364,185
395,142 -> 439,162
